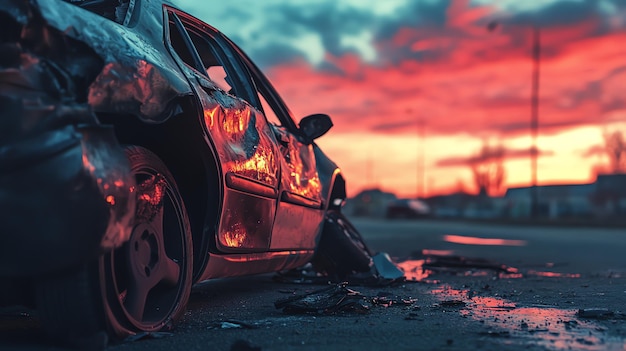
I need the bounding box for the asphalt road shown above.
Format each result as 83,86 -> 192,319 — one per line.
1,219 -> 625,351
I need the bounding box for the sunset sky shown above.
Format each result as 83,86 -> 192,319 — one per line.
176,0 -> 626,198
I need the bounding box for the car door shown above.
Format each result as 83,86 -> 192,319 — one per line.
165,8 -> 281,252
237,57 -> 325,250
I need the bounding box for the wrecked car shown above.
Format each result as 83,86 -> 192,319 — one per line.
0,0 -> 372,346
386,199 -> 432,219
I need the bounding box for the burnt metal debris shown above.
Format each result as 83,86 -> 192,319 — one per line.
275,283 -> 369,314
371,291 -> 417,307
274,283 -> 417,315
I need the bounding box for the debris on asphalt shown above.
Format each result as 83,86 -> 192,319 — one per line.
274,283 -> 369,314
372,252 -> 405,281
371,291 -> 417,307
274,283 -> 417,315
207,320 -> 260,330
221,322 -> 244,329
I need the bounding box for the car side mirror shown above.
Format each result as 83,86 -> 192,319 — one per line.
299,114 -> 333,142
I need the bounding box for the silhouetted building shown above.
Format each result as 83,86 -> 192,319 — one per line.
505,183 -> 594,218
593,173 -> 626,217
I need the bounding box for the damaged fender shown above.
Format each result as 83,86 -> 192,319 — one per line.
0,1 -> 148,276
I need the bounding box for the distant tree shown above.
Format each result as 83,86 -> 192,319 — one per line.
603,130 -> 626,173
469,141 -> 505,196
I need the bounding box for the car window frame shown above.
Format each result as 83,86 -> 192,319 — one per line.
225,37 -> 303,138
165,10 -> 205,74
165,7 -> 259,106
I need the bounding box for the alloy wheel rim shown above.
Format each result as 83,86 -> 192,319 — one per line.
103,170 -> 188,330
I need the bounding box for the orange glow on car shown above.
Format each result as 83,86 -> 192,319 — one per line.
222,223 -> 247,248
222,107 -> 249,137
203,105 -> 220,129
230,146 -> 278,185
288,172 -> 322,199
138,175 -> 165,206
443,234 -> 527,246
81,153 -> 96,173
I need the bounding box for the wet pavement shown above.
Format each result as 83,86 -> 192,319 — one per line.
1,219 -> 625,350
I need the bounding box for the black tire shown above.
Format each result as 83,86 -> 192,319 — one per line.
36,146 -> 193,346
311,211 -> 373,279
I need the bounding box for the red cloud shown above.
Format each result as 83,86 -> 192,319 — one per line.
268,22 -> 626,140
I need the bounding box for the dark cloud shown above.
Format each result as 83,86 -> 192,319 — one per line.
247,43 -> 307,68
506,0 -> 599,28
375,0 -> 450,41
502,0 -> 626,33
246,0 -> 452,68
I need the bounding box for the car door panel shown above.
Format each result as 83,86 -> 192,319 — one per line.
194,83 -> 280,252
165,10 -> 280,252
272,126 -> 322,205
270,128 -> 324,250
269,201 -> 323,250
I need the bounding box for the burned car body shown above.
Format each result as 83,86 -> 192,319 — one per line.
0,0 -> 370,345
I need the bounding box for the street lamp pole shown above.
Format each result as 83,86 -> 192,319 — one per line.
530,27 -> 540,218
416,118 -> 424,199
488,22 -> 541,217
408,109 -> 423,199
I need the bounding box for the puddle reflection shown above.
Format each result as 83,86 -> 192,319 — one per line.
397,252 -> 583,282
431,286 -> 625,350
528,270 -> 582,278
396,255 -> 523,282
443,234 -> 527,246
421,249 -> 455,256
395,259 -> 435,282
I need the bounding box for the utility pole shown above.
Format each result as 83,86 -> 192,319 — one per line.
530,27 -> 540,218
488,21 -> 541,218
366,152 -> 373,188
416,119 -> 425,199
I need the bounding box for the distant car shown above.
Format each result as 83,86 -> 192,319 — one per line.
0,0 -> 372,346
386,199 -> 432,219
